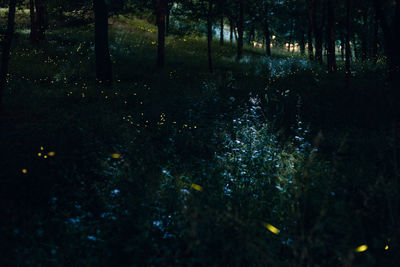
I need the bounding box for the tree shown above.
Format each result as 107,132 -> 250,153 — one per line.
29,0 -> 47,43
207,0 -> 213,72
94,0 -> 112,84
326,0 -> 336,72
309,0 -> 324,64
0,0 -> 17,109
154,0 -> 168,68
345,0 -> 351,77
237,0 -> 244,59
264,1 -> 271,57
372,0 -> 400,77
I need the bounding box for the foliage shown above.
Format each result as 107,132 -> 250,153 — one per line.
0,6 -> 399,267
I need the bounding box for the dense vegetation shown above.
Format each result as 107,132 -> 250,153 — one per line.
0,0 -> 399,266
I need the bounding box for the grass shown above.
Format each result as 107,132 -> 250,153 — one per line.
0,14 -> 398,266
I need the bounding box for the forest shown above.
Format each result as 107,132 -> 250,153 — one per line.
0,0 -> 399,265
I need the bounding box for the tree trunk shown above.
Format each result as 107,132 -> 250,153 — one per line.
229,19 -> 233,42
307,16 -> 314,60
35,0 -> 46,41
29,0 -> 46,43
207,0 -> 213,73
300,29 -> 306,56
249,25 -> 255,44
326,0 -> 336,72
372,14 -> 379,63
311,0 -> 324,64
372,0 -> 400,75
341,38 -> 345,61
166,5 -> 171,36
156,0 -> 168,68
220,16 -> 224,46
345,0 -> 351,77
288,19 -> 294,52
0,0 -> 17,109
29,0 -> 36,42
237,0 -> 244,59
361,10 -> 368,62
94,0 -> 112,84
264,7 -> 271,57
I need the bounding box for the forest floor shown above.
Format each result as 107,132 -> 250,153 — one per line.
0,14 -> 398,266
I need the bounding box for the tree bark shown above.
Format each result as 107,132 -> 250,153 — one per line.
372,14 -> 379,63
155,0 -> 168,68
345,0 -> 351,77
361,10 -> 368,62
220,16 -> 224,45
307,16 -> 314,60
0,0 -> 17,108
166,4 -> 171,36
29,0 -> 36,42
264,5 -> 271,57
326,0 -> 336,72
249,25 -> 255,44
341,38 -> 345,61
237,0 -> 244,59
372,0 -> 400,75
207,0 -> 213,73
229,19 -> 233,42
300,29 -> 306,56
29,0 -> 46,43
94,0 -> 112,84
310,0 -> 324,64
35,0 -> 46,41
288,19 -> 294,52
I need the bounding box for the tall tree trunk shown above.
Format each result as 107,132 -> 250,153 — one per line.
29,0 -> 36,42
372,0 -> 400,75
361,10 -> 368,62
345,0 -> 351,77
311,0 -> 324,64
326,0 -> 336,72
229,19 -> 233,42
372,14 -> 379,63
207,0 -> 213,73
94,0 -> 112,84
264,6 -> 271,57
155,0 -> 168,68
307,16 -> 314,60
288,19 -> 294,52
166,5 -> 171,36
237,0 -> 244,59
220,16 -> 224,45
0,0 -> 17,109
249,25 -> 255,44
300,29 -> 306,56
341,38 -> 345,61
35,0 -> 46,41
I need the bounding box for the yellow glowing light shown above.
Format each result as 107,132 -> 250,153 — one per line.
38,153 -> 42,157
385,245 -> 389,250
44,155 -> 48,159
264,223 -> 280,234
355,245 -> 368,253
40,146 -> 44,150
48,151 -> 56,157
110,153 -> 121,159
191,184 -> 203,191
22,169 -> 28,174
